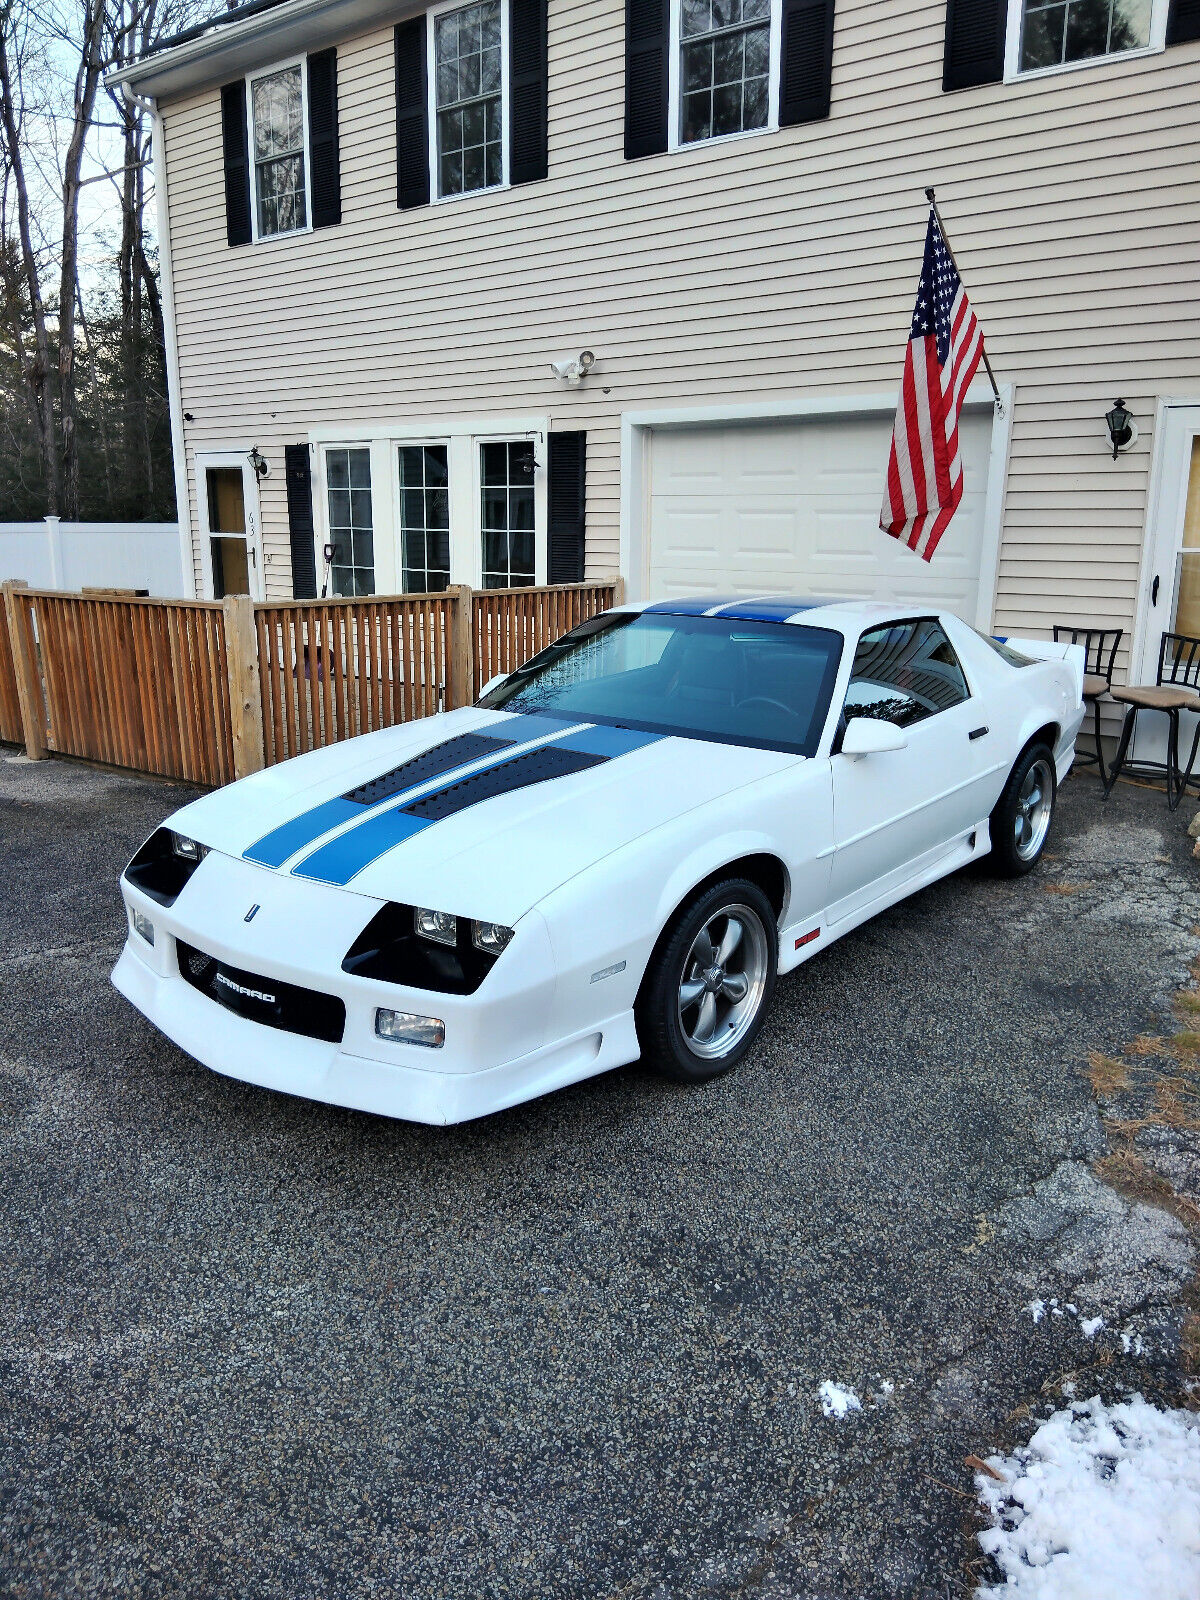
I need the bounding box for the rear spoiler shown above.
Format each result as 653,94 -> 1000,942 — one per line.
995,637 -> 1085,703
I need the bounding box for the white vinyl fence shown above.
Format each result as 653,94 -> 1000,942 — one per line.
0,518 -> 185,596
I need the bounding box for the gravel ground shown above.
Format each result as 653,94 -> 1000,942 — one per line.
1,751 -> 1198,1599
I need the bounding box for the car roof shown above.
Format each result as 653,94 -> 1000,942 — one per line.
632,596 -> 945,633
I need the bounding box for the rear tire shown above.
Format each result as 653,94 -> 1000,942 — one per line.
637,878 -> 777,1083
989,743 -> 1057,877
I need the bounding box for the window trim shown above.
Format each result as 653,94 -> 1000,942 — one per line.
1003,0 -> 1170,82
245,54 -> 312,244
309,421 -> 549,599
474,434 -> 542,589
667,0 -> 783,154
426,0 -> 511,204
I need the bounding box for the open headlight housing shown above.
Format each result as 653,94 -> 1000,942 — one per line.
344,904 -> 516,995
124,827 -> 210,907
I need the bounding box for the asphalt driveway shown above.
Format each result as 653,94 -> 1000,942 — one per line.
1,751 -> 1197,1599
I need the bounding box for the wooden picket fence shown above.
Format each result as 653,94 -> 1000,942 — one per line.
0,577 -> 620,785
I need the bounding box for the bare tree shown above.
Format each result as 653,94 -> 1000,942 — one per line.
0,0 -> 59,511
57,0 -> 107,517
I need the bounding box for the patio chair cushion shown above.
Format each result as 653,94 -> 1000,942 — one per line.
1082,673 -> 1110,699
1112,683 -> 1200,712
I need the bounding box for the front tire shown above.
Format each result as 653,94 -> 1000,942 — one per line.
989,743 -> 1057,877
637,878 -> 777,1083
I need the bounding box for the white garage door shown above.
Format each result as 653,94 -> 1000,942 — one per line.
646,410 -> 995,623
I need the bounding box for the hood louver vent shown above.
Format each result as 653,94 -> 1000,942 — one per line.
400,746 -> 606,821
343,732 -> 515,807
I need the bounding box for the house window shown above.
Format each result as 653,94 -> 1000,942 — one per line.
1008,0 -> 1166,75
326,447 -> 375,595
249,64 -> 308,236
480,441 -> 535,588
399,445 -> 451,592
679,0 -> 772,143
431,0 -> 506,198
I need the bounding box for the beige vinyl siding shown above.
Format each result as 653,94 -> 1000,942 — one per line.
162,0 -> 1200,705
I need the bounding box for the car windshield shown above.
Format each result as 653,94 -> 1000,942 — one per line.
479,612 -> 844,756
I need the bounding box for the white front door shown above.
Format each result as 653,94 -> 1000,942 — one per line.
1132,404 -> 1200,767
196,452 -> 264,600
828,619 -> 993,923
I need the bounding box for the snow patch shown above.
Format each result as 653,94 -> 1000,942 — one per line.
818,1381 -> 862,1419
1080,1315 -> 1105,1340
975,1394 -> 1200,1599
1026,1299 -> 1046,1324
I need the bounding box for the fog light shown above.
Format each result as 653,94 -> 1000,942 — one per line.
170,832 -> 208,863
472,919 -> 514,956
131,906 -> 155,945
375,1008 -> 445,1048
415,907 -> 457,946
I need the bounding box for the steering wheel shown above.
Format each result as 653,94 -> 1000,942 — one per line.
737,696 -> 800,722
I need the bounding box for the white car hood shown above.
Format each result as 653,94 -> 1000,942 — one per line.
165,708 -> 801,926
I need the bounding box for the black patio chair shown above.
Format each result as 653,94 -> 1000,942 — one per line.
1052,625 -> 1122,785
1102,631 -> 1200,812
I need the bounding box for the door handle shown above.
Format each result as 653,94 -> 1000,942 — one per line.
969,725 -> 989,741
1151,575 -> 1160,606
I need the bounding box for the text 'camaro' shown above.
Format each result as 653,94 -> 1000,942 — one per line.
114,598 -> 1085,1124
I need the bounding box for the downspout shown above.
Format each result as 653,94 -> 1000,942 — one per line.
123,80 -> 196,599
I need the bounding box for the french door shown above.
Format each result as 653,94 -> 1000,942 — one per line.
1132,403 -> 1200,767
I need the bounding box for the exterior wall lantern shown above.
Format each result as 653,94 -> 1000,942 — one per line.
1105,399 -> 1137,459
248,446 -> 271,480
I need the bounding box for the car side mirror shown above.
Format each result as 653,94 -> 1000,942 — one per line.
841,717 -> 908,759
478,673 -> 509,699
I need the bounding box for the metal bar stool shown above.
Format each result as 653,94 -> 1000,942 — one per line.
1052,625 -> 1122,785
1103,632 -> 1200,812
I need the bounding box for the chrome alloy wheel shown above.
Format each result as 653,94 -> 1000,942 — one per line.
1014,756 -> 1054,862
676,903 -> 770,1061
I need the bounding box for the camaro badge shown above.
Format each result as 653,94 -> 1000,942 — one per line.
244,904 -> 260,923
215,971 -> 275,1006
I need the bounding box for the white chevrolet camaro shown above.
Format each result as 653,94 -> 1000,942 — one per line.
114,598 -> 1085,1125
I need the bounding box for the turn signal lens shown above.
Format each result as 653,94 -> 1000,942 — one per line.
170,832 -> 208,863
131,907 -> 155,945
375,1009 -> 445,1049
472,920 -> 514,956
414,908 -> 457,946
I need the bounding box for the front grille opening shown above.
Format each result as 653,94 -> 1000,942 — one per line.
400,746 -> 606,821
177,939 -> 345,1044
342,732 -> 514,807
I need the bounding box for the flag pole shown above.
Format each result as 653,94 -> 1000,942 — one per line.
924,186 -> 1002,408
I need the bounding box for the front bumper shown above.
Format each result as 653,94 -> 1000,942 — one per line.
113,849 -> 637,1125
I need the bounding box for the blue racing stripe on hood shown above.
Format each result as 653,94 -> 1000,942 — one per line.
292,723 -> 663,886
244,797 -> 364,869
292,809 -> 435,884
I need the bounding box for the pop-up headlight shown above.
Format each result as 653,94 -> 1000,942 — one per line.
124,827 -> 210,907
415,908 -> 457,946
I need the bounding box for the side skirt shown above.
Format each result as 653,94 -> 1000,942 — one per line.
777,823 -> 992,977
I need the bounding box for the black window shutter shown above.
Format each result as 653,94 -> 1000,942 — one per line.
942,0 -> 1006,90
547,432 -> 586,584
509,0 -> 548,184
220,80 -> 252,246
395,17 -> 430,209
285,445 -> 318,599
779,0 -> 835,125
624,0 -> 669,159
1167,0 -> 1200,43
307,49 -> 341,227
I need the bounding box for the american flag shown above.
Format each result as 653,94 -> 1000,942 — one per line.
880,209 -> 985,561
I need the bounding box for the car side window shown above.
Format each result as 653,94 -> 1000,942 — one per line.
843,619 -> 970,730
